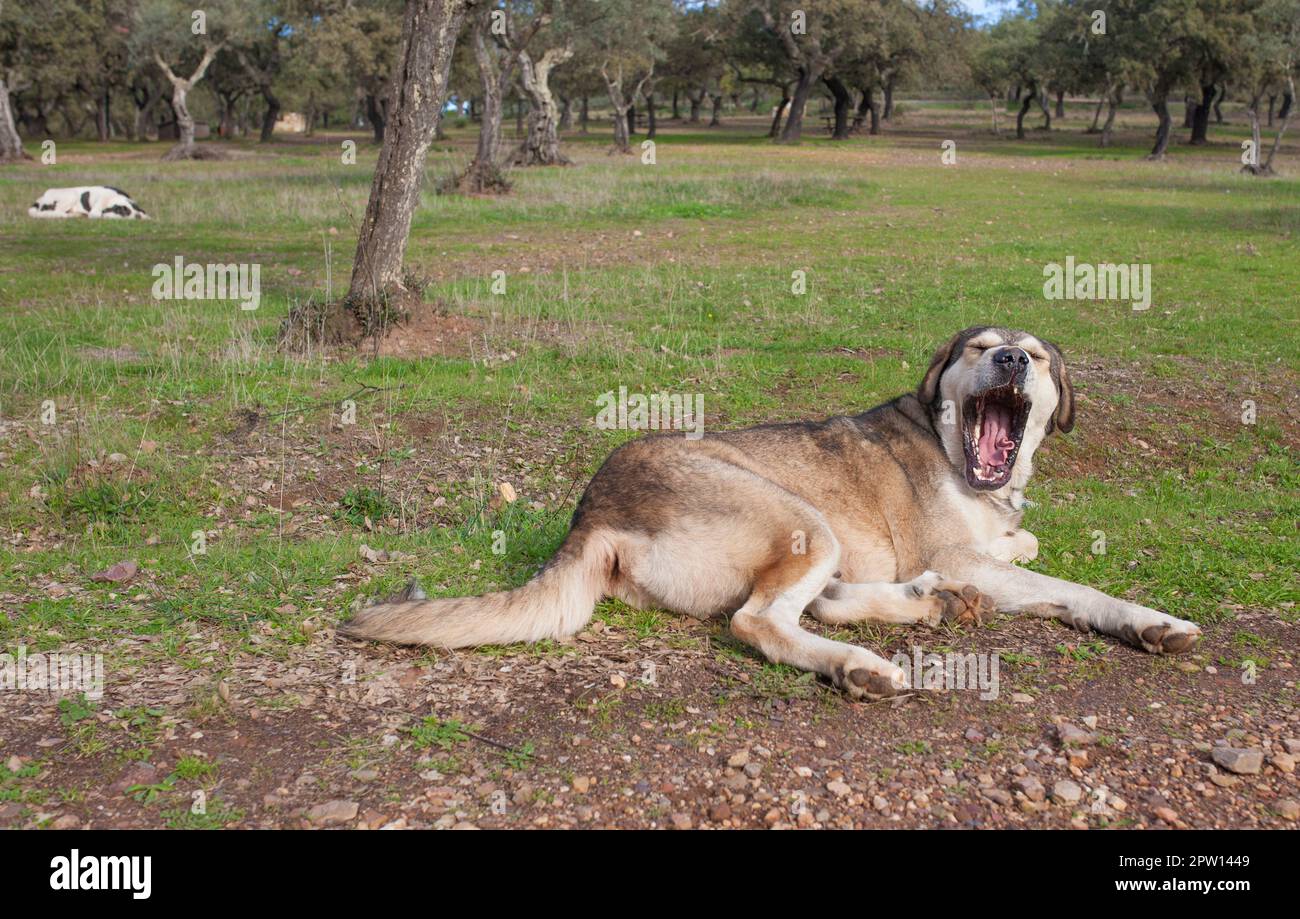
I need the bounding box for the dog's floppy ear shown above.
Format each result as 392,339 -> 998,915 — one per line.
918,327 -> 981,407
1042,339 -> 1075,434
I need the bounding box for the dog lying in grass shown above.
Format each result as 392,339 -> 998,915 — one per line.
28,186 -> 149,219
342,327 -> 1202,699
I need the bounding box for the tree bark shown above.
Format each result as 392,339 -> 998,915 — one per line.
781,64 -> 823,143
513,45 -> 572,165
768,88 -> 790,138
708,93 -> 722,126
1149,94 -> 1173,159
156,43 -> 221,160
347,0 -> 472,305
366,93 -> 385,142
1100,87 -> 1118,148
671,89 -> 679,119
1037,89 -> 1051,130
687,89 -> 704,123
1087,95 -> 1104,132
1260,72 -> 1295,174
882,79 -> 894,120
259,86 -> 281,142
823,76 -> 850,139
580,95 -> 588,133
458,11 -> 508,192
0,75 -> 28,161
1016,87 -> 1034,139
1189,82 -> 1214,144
644,91 -> 657,139
1054,88 -> 1065,119
602,61 -> 652,154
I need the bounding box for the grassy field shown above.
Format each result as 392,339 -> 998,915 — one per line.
0,99 -> 1296,829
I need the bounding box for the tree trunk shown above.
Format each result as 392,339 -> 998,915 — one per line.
823,76 -> 851,139
1100,89 -> 1118,148
1149,94 -> 1173,159
580,95 -> 588,133
882,79 -> 894,120
1213,84 -> 1224,123
1267,94 -> 1276,126
0,76 -> 28,161
708,93 -> 722,127
1183,94 -> 1196,128
768,89 -> 790,138
671,89 -> 679,119
867,87 -> 879,135
457,12 -> 508,193
366,93 -> 385,141
157,44 -> 221,159
1054,88 -> 1065,119
1037,89 -> 1051,130
627,102 -> 635,136
1087,95 -> 1104,132
1016,88 -> 1033,139
558,96 -> 571,130
346,0 -> 471,306
259,86 -> 281,142
96,89 -> 111,141
1260,73 -> 1295,174
602,64 -> 652,155
1189,82 -> 1214,144
1279,91 -> 1293,120
514,45 -> 572,166
687,89 -> 703,123
645,92 -> 656,139
851,87 -> 869,133
780,64 -> 823,143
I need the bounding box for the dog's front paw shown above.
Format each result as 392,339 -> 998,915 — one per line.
905,573 -> 995,627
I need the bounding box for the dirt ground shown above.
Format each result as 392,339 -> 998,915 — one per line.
2,360 -> 1296,830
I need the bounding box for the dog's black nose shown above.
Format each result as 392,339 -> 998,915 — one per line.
992,348 -> 1029,370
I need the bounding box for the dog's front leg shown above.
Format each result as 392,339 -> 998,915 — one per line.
928,548 -> 1201,654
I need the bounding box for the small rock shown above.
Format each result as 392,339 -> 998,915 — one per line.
1153,806 -> 1180,824
306,800 -> 359,825
1275,799 -> 1299,821
1012,776 -> 1045,802
727,750 -> 749,768
1052,780 -> 1083,805
350,768 -> 379,783
1282,739 -> 1300,755
572,776 -> 591,794
1269,752 -> 1295,774
709,803 -> 731,822
826,780 -> 851,798
1011,693 -> 1035,704
1057,722 -> 1098,746
1211,747 -> 1264,775
670,812 -> 692,830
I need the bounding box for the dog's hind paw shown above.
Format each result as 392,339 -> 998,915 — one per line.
1136,619 -> 1201,654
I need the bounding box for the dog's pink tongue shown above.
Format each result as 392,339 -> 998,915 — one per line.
979,405 -> 1015,467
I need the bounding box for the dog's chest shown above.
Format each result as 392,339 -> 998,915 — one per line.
937,481 -> 1021,552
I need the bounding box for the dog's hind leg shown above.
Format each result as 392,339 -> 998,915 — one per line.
728,518 -> 910,700
808,572 -> 991,627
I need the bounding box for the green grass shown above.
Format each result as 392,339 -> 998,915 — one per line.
0,109 -> 1295,673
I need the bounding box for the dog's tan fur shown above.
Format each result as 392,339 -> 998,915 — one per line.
341,327 -> 1201,698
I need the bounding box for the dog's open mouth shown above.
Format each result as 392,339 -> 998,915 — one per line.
962,384 -> 1030,490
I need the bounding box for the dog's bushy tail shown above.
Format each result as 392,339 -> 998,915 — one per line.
338,528 -> 616,648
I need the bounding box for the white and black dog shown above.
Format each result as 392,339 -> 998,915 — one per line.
28,186 -> 149,219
